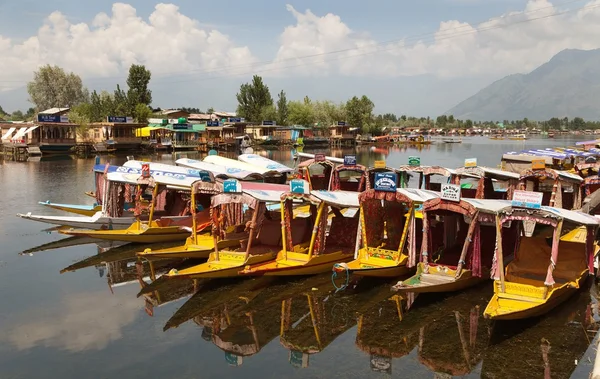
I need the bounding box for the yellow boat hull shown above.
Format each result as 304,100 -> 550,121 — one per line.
345,248 -> 412,278
396,263 -> 487,293
165,250 -> 278,279
483,271 -> 587,321
240,250 -> 354,276
59,221 -> 190,243
42,204 -> 102,217
136,234 -> 246,260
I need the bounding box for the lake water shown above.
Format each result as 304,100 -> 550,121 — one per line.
1,135 -> 599,379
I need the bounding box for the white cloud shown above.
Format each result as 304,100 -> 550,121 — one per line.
0,3 -> 256,92
2,290 -> 140,352
268,0 -> 600,79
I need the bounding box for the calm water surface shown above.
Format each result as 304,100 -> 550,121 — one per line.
1,136 -> 599,379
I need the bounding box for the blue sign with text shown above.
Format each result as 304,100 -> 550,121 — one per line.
37,114 -> 68,123
172,123 -> 190,130
344,155 -> 356,166
107,116 -> 132,123
228,117 -> 243,123
223,179 -> 242,193
374,172 -> 397,192
207,121 -> 220,127
337,121 -> 347,126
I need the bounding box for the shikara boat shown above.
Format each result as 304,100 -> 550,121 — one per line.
454,166 -> 520,200
239,189 -> 360,276
421,166 -> 460,192
489,134 -> 504,140
16,211 -> 137,230
204,154 -> 286,184
483,204 -> 599,320
394,198 -> 516,293
518,167 -> 583,209
59,170 -> 219,243
176,157 -> 265,181
508,134 -> 528,140
37,201 -> 103,217
163,184 -> 290,279
297,158 -> 335,190
573,161 -> 600,199
137,182 -> 289,260
343,185 -> 439,278
330,163 -> 369,192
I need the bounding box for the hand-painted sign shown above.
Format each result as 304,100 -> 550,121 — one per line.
223,179 -> 242,193
290,179 -> 309,194
107,116 -> 133,123
141,164 -> 150,178
512,190 -> 543,209
207,121 -> 220,127
344,155 -> 357,166
314,153 -> 326,162
531,159 -> 546,170
374,172 -> 397,192
465,158 -> 477,168
441,184 -> 461,202
408,156 -> 420,167
374,160 -> 386,169
37,114 -> 69,123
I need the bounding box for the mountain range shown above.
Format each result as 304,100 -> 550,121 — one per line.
445,48 -> 600,122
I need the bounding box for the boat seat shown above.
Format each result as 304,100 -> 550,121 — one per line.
505,237 -> 587,286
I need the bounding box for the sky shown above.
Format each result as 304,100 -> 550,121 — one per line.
0,0 -> 600,116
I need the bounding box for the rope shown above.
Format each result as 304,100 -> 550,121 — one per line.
331,262 -> 350,292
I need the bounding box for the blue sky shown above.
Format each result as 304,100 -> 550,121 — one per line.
0,0 -> 594,116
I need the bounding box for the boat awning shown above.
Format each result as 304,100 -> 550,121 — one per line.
462,198 -> 513,213
176,158 -> 264,181
242,189 -> 287,203
106,171 -> 207,188
311,190 -> 360,208
455,166 -> 520,180
204,155 -> 281,177
576,139 -> 600,146
397,188 -> 440,203
501,205 -> 600,226
556,170 -> 584,183
11,127 -> 28,140
1,127 -> 16,140
24,125 -> 39,134
238,154 -> 294,174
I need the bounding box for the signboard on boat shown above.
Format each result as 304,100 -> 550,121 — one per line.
289,350 -> 308,368
344,155 -> 356,166
408,156 -> 420,167
531,159 -> 546,170
314,153 -> 326,162
223,179 -> 242,193
225,352 -> 242,366
512,190 -> 543,209
464,158 -> 477,168
141,164 -> 150,178
441,184 -> 461,202
207,121 -> 220,127
290,179 -> 309,194
37,114 -> 69,123
374,172 -> 397,192
374,160 -> 386,169
107,116 -> 133,123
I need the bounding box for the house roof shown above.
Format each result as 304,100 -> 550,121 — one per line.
160,109 -> 189,115
39,107 -> 69,115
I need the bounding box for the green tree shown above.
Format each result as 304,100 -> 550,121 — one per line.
287,100 -> 314,126
10,110 -> 24,121
134,103 -> 152,124
448,115 -> 455,124
436,115 -> 447,128
69,103 -> 93,140
276,90 -> 288,125
0,105 -> 6,117
24,107 -> 36,120
126,64 -> 152,107
345,95 -> 374,133
465,119 -> 473,129
548,117 -> 561,130
572,117 -> 585,130
113,85 -> 129,116
207,107 -> 214,114
236,75 -> 273,122
27,64 -> 89,110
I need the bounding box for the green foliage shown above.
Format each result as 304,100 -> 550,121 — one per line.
27,65 -> 89,110
207,107 -> 215,114
126,64 -> 152,107
572,117 -> 585,130
180,107 -> 201,114
134,103 -> 152,124
0,105 -> 6,117
465,119 -> 473,129
69,103 -> 93,140
276,90 -> 288,126
236,75 -> 273,122
548,117 -> 561,130
10,110 -> 24,121
260,104 -> 278,122
25,107 -> 36,120
113,84 -> 129,116
287,100 -> 314,126
345,95 -> 374,133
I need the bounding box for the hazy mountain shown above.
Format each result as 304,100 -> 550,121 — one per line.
445,49 -> 600,121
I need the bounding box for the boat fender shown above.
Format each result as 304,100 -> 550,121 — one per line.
332,262 -> 350,292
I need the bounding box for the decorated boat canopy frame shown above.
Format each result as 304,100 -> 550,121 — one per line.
280,191 -> 321,205
192,180 -> 223,195
454,166 -> 520,181
422,166 -> 458,178
359,188 -> 417,205
211,192 -> 261,210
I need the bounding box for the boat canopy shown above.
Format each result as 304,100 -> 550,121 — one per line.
331,164 -> 369,192
296,152 -> 344,164
105,171 -> 209,189
422,166 -> 459,178
95,163 -> 213,182
176,158 -> 264,181
237,154 -> 294,174
397,188 -> 440,203
311,190 -> 360,208
123,160 -> 210,178
519,168 -> 583,184
455,166 -> 520,181
204,155 -> 281,178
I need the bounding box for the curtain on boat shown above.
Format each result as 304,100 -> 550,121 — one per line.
471,223 -> 482,277
312,204 -> 329,255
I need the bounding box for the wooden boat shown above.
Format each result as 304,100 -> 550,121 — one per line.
489,134 -> 504,140
508,134 -> 528,140
204,154 -> 286,184
163,184 -> 290,279
16,211 -> 137,230
296,158 -> 335,190
137,182 -> 289,260
573,161 -> 600,199
454,166 -> 520,200
393,198 -> 515,293
518,167 -> 583,209
442,137 -> 462,143
295,152 -> 344,164
483,204 -> 599,320
239,189 -> 360,276
330,162 -> 369,192
343,185 -> 439,278
406,135 -> 433,145
36,201 -> 102,217
176,157 -> 265,181
59,170 -> 219,243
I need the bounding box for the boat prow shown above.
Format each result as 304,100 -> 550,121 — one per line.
165,250 -> 278,279
59,220 -> 191,243
38,201 -> 102,216
16,211 -> 136,230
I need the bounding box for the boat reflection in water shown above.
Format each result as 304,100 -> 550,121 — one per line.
481,280 -> 599,379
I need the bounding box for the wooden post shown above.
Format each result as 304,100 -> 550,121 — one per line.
147,184 -> 159,224
191,186 -> 197,242
307,202 -> 325,259
495,214 -> 505,293
244,202 -> 262,260
455,211 -> 479,278
281,199 -> 288,260
396,205 -> 413,264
